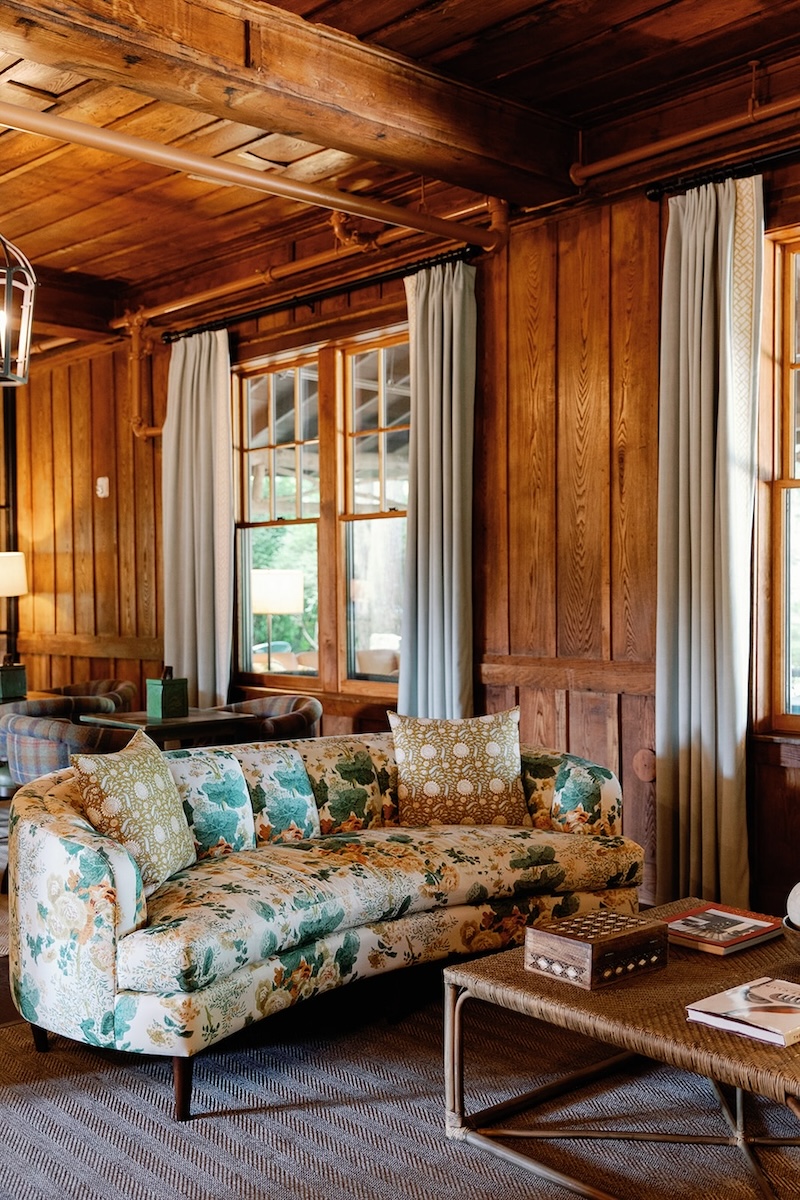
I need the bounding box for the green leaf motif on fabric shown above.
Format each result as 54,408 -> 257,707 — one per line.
336,751 -> 380,787
13,972 -> 40,1023
508,845 -> 557,870
335,931 -> 360,977
551,893 -> 581,919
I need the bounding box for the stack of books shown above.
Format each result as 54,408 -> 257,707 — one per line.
664,902 -> 783,956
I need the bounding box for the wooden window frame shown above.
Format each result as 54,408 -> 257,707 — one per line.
232,322 -> 408,701
771,239 -> 800,733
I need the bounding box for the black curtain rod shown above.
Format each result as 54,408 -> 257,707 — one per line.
645,143 -> 800,201
161,245 -> 478,343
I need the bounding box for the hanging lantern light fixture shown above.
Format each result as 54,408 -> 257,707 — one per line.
0,233 -> 37,386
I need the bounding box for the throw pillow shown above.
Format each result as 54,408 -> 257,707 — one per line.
388,708 -> 528,827
163,748 -> 256,859
228,743 -> 321,842
71,728 -> 196,895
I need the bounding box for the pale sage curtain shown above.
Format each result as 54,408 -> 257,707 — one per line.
398,260 -> 477,718
655,176 -> 763,907
162,330 -> 234,708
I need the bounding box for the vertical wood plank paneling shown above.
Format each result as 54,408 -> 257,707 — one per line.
51,364 -> 75,641
518,686 -> 566,749
620,692 -> 656,903
136,347 -> 164,644
30,372 -> 56,639
567,691 -> 619,775
91,353 -> 118,635
70,360 -> 96,635
508,222 -> 558,657
15,378 -> 33,660
115,347 -> 138,639
556,209 -> 611,660
474,246 -> 510,658
610,196 -> 660,663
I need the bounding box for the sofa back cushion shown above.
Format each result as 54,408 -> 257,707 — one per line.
228,743 -> 321,842
163,748 -> 257,859
387,708 -> 528,827
71,729 -> 197,895
283,736 -> 388,833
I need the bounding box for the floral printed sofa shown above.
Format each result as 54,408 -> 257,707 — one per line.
8,715 -> 644,1119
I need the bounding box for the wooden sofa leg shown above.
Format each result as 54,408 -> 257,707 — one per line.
173,1056 -> 194,1121
30,1024 -> 49,1052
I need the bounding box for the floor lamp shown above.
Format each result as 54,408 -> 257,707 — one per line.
251,568 -> 304,672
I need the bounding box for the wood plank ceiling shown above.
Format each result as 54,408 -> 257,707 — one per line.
0,0 -> 799,350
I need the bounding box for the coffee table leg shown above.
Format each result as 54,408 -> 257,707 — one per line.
444,979 -> 622,1200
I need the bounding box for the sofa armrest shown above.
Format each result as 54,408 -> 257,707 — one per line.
8,770 -> 146,1047
520,746 -> 622,836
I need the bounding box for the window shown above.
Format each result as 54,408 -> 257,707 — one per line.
773,242 -> 800,729
234,328 -> 408,691
343,336 -> 409,682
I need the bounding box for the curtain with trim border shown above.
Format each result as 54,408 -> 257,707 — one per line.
398,261 -> 477,718
655,176 -> 763,907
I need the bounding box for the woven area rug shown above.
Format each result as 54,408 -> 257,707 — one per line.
0,966 -> 798,1200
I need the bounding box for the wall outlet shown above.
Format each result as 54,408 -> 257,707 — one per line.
96,476 -> 109,498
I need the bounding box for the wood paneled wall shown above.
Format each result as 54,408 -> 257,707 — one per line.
12,193 -> 663,900
15,343 -> 168,704
475,197 -> 662,899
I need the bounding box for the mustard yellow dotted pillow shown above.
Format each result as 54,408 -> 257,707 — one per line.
387,708 -> 528,826
71,728 -> 196,895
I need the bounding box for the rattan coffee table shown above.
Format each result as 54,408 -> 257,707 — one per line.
444,898 -> 800,1200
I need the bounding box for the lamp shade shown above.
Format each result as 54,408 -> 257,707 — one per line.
251,568 -> 304,615
0,551 -> 27,598
0,234 -> 37,386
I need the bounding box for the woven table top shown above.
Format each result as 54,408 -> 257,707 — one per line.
444,898 -> 800,1105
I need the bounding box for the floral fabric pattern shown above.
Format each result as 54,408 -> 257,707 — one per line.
8,733 -> 641,1064
388,708 -> 528,826
521,748 -> 622,836
290,737 -> 386,833
227,743 -> 320,842
70,729 -> 196,895
163,748 -> 256,859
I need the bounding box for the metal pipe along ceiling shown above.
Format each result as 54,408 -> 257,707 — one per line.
0,99 -> 502,250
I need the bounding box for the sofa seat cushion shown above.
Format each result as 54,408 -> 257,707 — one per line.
116,825 -> 643,994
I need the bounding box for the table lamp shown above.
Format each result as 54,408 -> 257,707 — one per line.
251,568 -> 304,672
0,550 -> 27,697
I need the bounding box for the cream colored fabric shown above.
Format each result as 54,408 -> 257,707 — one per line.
655,176 -> 763,906
388,708 -> 528,826
71,730 -> 196,895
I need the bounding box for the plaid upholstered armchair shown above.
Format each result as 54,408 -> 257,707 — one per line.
0,700 -> 133,785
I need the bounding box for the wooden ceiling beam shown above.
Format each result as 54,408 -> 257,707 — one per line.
0,0 -> 575,206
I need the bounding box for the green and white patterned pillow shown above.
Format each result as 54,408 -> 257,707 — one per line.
163,748 -> 256,859
388,708 -> 528,827
229,743 -> 321,842
71,729 -> 196,895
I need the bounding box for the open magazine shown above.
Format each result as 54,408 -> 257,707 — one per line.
665,903 -> 783,955
687,977 -> 800,1046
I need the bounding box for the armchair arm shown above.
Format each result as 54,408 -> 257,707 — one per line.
520,746 -> 622,836
8,770 -> 146,1047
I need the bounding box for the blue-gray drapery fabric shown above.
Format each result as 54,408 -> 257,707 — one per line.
655,177 -> 763,907
162,330 -> 233,708
398,261 -> 477,718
